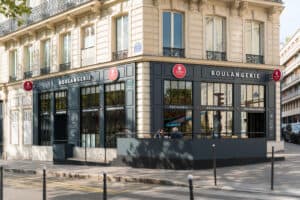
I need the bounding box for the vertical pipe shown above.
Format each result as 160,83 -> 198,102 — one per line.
271,146 -> 274,190
212,144 -> 217,186
188,175 -> 194,200
103,172 -> 107,200
0,166 -> 3,200
43,167 -> 46,200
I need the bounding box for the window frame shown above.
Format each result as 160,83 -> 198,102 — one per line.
60,32 -> 71,65
205,15 -> 226,52
245,20 -> 264,56
116,15 -> 129,52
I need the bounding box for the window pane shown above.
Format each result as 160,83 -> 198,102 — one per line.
259,86 -> 264,107
252,22 -> 260,55
207,83 -> 213,106
62,33 -> 71,63
227,84 -> 232,106
173,13 -> 183,48
213,83 -> 220,106
123,15 -> 128,50
201,83 -> 207,105
206,17 -> 213,51
215,17 -> 224,51
163,12 -> 171,47
245,21 -> 252,54
164,81 -> 192,105
117,17 -> 122,51
164,109 -> 192,136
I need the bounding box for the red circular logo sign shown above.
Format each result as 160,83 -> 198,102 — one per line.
108,67 -> 119,81
172,64 -> 187,79
272,69 -> 281,82
23,81 -> 33,91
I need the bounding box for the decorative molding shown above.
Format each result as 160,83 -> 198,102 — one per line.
267,6 -> 283,21
152,0 -> 158,6
230,0 -> 241,16
199,0 -> 208,12
239,1 -> 248,17
67,15 -> 76,24
46,24 -> 55,32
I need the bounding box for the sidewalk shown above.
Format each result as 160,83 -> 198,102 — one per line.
0,143 -> 300,197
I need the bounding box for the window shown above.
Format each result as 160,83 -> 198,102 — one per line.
201,83 -> 232,106
9,50 -> 18,81
55,91 -> 67,113
241,85 -> 264,108
24,45 -> 33,72
42,39 -> 51,68
10,110 -> 19,144
164,80 -> 192,137
105,83 -> 126,148
245,21 -> 264,64
39,93 -> 51,145
60,33 -> 71,69
83,26 -> 95,49
206,16 -> 226,60
163,12 -> 184,57
113,15 -> 128,60
80,86 -> 100,148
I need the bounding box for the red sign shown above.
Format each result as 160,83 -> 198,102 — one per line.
23,81 -> 33,91
108,67 -> 119,81
272,69 -> 281,82
172,64 -> 187,79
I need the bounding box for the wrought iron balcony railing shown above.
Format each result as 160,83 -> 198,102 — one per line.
0,0 -> 93,37
163,47 -> 185,58
9,75 -> 17,82
206,51 -> 226,61
40,67 -> 50,75
246,54 -> 264,64
59,62 -> 71,72
112,50 -> 128,61
24,71 -> 33,79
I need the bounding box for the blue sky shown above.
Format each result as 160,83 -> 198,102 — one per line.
280,0 -> 300,43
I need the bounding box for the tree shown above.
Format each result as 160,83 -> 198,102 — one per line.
0,0 -> 31,24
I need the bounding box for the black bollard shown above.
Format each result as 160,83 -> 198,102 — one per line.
212,144 -> 217,186
43,167 -> 46,200
188,175 -> 194,200
271,146 -> 274,190
0,166 -> 3,200
103,172 -> 107,200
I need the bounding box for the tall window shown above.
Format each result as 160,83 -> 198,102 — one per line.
9,50 -> 18,81
61,33 -> 71,65
41,39 -> 51,69
105,83 -> 126,148
113,15 -> 128,60
163,12 -> 184,57
39,93 -> 51,145
82,26 -> 95,49
206,16 -> 226,61
245,21 -> 264,64
24,45 -> 33,72
164,80 -> 192,137
200,83 -> 233,138
80,86 -> 100,148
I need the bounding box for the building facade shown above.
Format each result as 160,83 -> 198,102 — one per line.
0,0 -> 283,163
281,29 -> 300,136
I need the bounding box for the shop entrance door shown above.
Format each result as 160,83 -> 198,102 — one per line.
247,113 -> 265,138
54,114 -> 68,144
0,101 -> 3,155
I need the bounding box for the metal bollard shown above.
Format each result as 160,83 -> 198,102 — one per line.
212,144 -> 217,186
103,172 -> 107,200
0,166 -> 3,200
271,146 -> 274,190
43,167 -> 46,200
188,174 -> 194,200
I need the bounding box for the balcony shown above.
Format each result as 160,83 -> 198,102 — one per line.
163,47 -> 185,58
81,47 -> 96,66
282,90 -> 300,103
24,71 -> 33,79
9,75 -> 17,82
112,50 -> 128,61
246,54 -> 264,64
0,0 -> 93,37
40,67 -> 50,75
207,51 -> 226,61
59,62 -> 71,72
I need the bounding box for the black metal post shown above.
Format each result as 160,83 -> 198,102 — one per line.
271,146 -> 274,190
188,175 -> 194,200
212,144 -> 217,186
104,138 -> 107,164
43,167 -> 46,200
0,166 -> 3,200
103,172 -> 107,200
85,138 -> 87,164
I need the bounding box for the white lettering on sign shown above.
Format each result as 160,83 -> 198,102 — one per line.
58,75 -> 92,86
210,70 -> 261,79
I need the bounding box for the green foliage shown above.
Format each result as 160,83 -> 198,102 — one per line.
0,0 -> 31,25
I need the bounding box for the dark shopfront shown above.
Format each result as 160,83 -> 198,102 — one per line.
117,62 -> 276,169
32,64 -> 135,161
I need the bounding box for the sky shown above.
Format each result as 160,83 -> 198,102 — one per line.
280,0 -> 300,43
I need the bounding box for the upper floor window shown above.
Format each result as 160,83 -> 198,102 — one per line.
245,21 -> 264,64
113,15 -> 128,60
60,33 -> 71,71
24,45 -> 33,71
41,39 -> 51,69
206,16 -> 226,61
163,12 -> 184,57
82,26 -> 95,49
9,50 -> 18,81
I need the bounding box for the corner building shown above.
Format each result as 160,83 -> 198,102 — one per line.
0,0 -> 283,166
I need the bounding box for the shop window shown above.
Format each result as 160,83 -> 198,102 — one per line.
39,93 -> 51,145
200,111 -> 232,138
241,85 -> 264,108
9,50 -> 18,81
163,12 -> 184,57
105,83 -> 126,148
201,82 -> 232,106
113,15 -> 128,60
245,21 -> 264,64
206,16 -> 226,61
55,91 -> 67,113
163,80 -> 192,137
80,86 -> 100,148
